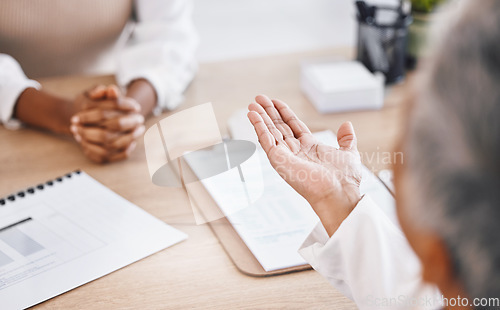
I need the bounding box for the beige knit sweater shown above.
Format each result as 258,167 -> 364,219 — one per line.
0,0 -> 133,78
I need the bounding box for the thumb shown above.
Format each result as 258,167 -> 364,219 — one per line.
106,85 -> 121,99
337,121 -> 357,151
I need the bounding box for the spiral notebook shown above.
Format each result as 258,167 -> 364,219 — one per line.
0,171 -> 187,310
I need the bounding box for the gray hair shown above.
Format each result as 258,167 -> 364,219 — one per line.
406,0 -> 500,299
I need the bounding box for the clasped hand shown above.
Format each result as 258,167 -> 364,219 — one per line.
70,85 -> 145,163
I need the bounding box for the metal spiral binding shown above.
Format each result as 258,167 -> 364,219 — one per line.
0,170 -> 82,206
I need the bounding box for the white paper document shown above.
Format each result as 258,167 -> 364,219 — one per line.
191,126 -> 396,272
0,172 -> 187,310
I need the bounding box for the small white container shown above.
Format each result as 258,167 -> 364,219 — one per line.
301,61 -> 385,113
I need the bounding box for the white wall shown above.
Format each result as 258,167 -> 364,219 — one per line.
193,0 -> 354,63
193,0 -> 398,63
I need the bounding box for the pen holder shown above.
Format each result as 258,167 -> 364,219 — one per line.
356,6 -> 412,84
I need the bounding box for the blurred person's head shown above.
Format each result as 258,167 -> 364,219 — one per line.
395,0 -> 500,303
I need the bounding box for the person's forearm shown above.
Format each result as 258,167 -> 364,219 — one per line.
312,199 -> 353,237
310,188 -> 361,237
14,88 -> 74,135
126,79 -> 157,117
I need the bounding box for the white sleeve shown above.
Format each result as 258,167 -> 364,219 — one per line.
117,0 -> 198,113
0,54 -> 41,129
299,195 -> 442,310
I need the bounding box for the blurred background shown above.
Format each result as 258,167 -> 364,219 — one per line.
193,0 -> 399,63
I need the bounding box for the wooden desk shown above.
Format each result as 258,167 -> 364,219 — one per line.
0,48 -> 408,309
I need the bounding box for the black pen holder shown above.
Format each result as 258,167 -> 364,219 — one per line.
356,6 -> 412,84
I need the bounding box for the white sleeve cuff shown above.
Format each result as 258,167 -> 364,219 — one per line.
0,80 -> 41,130
118,67 -> 185,114
0,54 -> 41,129
298,195 -> 390,300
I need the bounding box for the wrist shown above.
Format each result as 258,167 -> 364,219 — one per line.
15,88 -> 74,135
310,187 -> 361,237
126,79 -> 157,117
54,96 -> 77,135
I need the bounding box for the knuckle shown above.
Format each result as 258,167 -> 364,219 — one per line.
111,140 -> 124,150
97,129 -> 106,141
104,119 -> 119,131
103,131 -> 116,143
110,138 -> 120,149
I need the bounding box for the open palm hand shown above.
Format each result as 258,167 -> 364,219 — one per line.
247,95 -> 362,236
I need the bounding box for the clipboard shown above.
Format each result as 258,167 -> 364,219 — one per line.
183,151 -> 398,277
181,145 -> 397,277
181,159 -> 312,277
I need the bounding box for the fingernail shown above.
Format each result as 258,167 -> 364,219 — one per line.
131,103 -> 141,112
134,126 -> 146,137
119,117 -> 133,128
129,141 -> 137,152
71,116 -> 79,124
74,134 -> 81,142
70,125 -> 78,133
120,115 -> 143,128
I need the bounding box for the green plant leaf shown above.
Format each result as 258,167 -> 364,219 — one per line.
411,0 -> 443,13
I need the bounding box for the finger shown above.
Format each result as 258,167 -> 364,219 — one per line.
102,113 -> 144,131
109,126 -> 145,150
108,142 -> 137,162
71,109 -> 123,125
82,98 -> 114,110
247,111 -> 276,154
255,95 -> 295,139
74,133 -> 82,143
70,125 -> 81,141
248,102 -> 285,147
116,97 -> 140,112
106,85 -> 120,99
81,98 -> 139,112
83,148 -> 106,164
337,121 -> 358,151
88,85 -> 107,100
73,126 -> 121,145
272,99 -> 312,138
81,139 -> 136,163
254,95 -> 301,153
80,139 -> 109,158
82,99 -> 118,110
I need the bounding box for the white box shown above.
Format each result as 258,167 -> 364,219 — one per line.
301,61 -> 384,113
